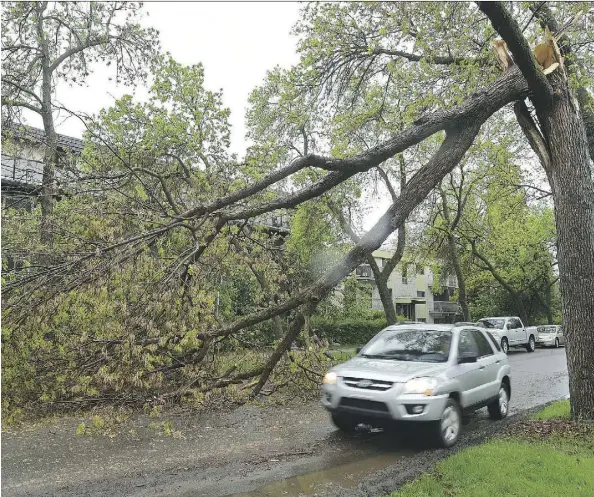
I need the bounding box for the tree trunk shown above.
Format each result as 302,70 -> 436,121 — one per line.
251,301 -> 317,397
373,160 -> 408,325
544,282 -> 554,325
40,115 -> 58,246
374,274 -> 397,324
448,233 -> 469,321
38,6 -> 57,247
439,187 -> 469,321
479,0 -> 594,419
538,72 -> 594,419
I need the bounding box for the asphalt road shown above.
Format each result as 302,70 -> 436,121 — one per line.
2,347 -> 569,497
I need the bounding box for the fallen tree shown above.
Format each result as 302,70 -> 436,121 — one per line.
3,2 -> 594,419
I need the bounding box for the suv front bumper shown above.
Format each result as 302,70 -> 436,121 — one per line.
321,381 -> 449,422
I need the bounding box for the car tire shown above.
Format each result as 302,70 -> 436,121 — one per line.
525,335 -> 536,352
434,398 -> 462,448
488,383 -> 510,420
331,413 -> 358,433
501,337 -> 509,354
555,338 -> 560,348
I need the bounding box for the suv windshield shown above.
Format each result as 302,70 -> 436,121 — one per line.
479,318 -> 505,329
360,329 -> 452,363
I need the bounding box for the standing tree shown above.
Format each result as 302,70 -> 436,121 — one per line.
478,2 -> 594,418
1,1 -> 160,243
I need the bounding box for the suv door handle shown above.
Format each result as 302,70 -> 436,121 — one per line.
479,365 -> 486,370
496,360 -> 501,364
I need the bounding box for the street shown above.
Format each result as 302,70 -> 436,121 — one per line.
1,348 -> 569,497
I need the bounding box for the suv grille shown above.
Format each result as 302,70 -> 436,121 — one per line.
339,398 -> 389,412
343,377 -> 394,391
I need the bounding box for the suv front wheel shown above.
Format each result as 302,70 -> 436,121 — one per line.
434,398 -> 462,448
501,337 -> 509,354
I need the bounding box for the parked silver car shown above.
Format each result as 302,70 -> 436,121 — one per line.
321,324 -> 511,447
536,325 -> 565,347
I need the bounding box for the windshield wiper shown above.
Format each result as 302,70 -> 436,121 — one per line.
361,353 -> 413,361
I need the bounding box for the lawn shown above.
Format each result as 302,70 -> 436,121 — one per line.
390,400 -> 594,497
531,399 -> 571,420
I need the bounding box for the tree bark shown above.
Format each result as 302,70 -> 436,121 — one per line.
538,73 -> 594,419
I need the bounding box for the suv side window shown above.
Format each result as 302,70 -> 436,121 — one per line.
485,331 -> 502,352
472,330 -> 494,357
458,330 -> 479,357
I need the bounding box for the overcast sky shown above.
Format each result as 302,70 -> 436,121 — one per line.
31,2 -> 302,157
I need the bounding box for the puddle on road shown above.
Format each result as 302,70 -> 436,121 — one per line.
229,451 -> 413,497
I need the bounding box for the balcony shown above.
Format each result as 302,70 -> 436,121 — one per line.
356,264 -> 373,280
429,301 -> 460,315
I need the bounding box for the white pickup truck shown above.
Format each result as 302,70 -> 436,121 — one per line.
477,316 -> 536,354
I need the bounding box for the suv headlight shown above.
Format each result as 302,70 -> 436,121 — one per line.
404,377 -> 438,396
323,372 -> 337,385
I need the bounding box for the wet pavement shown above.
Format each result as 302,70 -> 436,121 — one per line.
2,347 -> 569,497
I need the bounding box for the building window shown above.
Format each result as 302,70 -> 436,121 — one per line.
356,264 -> 372,278
402,275 -> 407,284
417,291 -> 425,298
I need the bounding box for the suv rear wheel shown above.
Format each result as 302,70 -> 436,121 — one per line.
331,413 -> 359,433
434,398 -> 461,448
501,337 -> 509,354
488,383 -> 509,420
525,334 -> 536,352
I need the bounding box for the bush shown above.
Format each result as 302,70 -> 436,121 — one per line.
311,318 -> 388,345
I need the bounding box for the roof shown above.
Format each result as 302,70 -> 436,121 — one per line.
2,124 -> 84,154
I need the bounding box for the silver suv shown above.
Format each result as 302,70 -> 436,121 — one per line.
321,324 -> 511,447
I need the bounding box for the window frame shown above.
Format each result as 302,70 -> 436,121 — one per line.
472,329 -> 495,357
457,329 -> 480,358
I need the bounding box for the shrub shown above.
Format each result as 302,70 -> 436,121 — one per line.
311,318 -> 388,345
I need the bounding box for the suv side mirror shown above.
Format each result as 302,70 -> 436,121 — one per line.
356,347 -> 362,354
458,351 -> 478,364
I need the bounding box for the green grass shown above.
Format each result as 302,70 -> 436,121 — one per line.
531,399 -> 571,420
392,438 -> 594,497
390,400 -> 594,497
